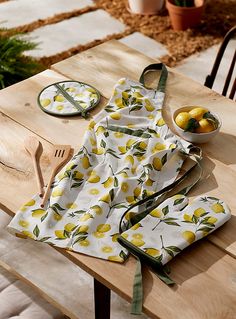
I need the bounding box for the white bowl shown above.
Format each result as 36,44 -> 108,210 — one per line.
172,106 -> 222,144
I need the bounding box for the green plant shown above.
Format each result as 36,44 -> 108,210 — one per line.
174,0 -> 195,6
0,29 -> 43,89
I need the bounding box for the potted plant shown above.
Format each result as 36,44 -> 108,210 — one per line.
166,0 -> 204,31
127,0 -> 165,15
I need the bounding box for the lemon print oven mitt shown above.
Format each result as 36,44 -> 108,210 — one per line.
118,194 -> 231,314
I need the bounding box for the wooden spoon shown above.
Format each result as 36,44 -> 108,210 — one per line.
24,136 -> 44,196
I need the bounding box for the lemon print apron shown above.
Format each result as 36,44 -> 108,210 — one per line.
8,63 -> 194,262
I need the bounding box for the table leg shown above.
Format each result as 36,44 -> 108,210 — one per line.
94,278 -> 111,319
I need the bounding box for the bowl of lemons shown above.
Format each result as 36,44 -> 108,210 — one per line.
173,106 -> 221,143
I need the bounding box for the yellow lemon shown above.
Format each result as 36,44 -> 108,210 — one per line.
145,178 -> 154,186
25,199 -> 36,207
108,255 -> 124,262
131,166 -> 137,174
169,143 -> 176,150
145,99 -> 155,112
89,188 -> 100,195
88,174 -> 100,183
52,189 -> 64,197
81,156 -> 90,169
150,209 -> 162,218
125,155 -> 134,165
121,182 -> 129,193
112,89 -> 118,96
54,95 -> 64,102
79,239 -> 90,247
103,177 -> 114,188
55,230 -> 66,239
182,231 -> 195,244
66,87 -> 76,92
127,123 -> 135,128
125,212 -> 135,221
87,87 -> 96,93
118,79 -> 126,85
122,91 -> 129,99
208,217 -> 218,224
78,225 -> 89,233
121,233 -> 128,239
148,114 -> 155,120
114,132 -> 124,138
97,224 -> 111,233
131,223 -> 141,231
175,112 -> 191,130
134,187 -> 141,197
93,231 -> 105,238
53,212 -> 62,221
118,146 -> 127,154
56,105 -> 64,111
88,121 -> 96,129
64,223 -> 76,232
131,238 -> 145,247
91,205 -> 103,215
152,143 -> 166,153
184,214 -> 192,222
112,234 -> 119,242
157,118 -> 166,126
66,203 -> 77,209
114,98 -> 124,109
96,126 -> 106,135
110,112 -> 121,120
40,98 -> 51,107
90,137 -> 97,146
145,248 -> 160,257
139,141 -> 147,149
18,220 -> 29,228
22,231 -> 34,239
132,233 -> 143,239
79,213 -> 93,222
153,157 -> 162,171
32,209 -> 46,218
74,171 -> 84,179
189,107 -> 208,121
195,119 -> 214,133
211,203 -> 225,214
133,92 -> 143,98
136,155 -> 145,162
126,139 -> 136,148
194,208 -> 206,217
100,193 -> 111,204
126,196 -> 136,204
102,246 -> 113,253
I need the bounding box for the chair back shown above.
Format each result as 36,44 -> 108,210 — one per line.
204,26 -> 236,100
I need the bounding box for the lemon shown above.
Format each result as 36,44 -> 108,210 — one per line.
32,209 -> 46,218
126,196 -> 136,204
150,209 -> 162,218
122,91 -> 129,99
108,255 -> 124,262
81,156 -> 90,169
66,87 -> 76,92
132,233 -> 143,239
175,112 -> 192,130
139,141 -> 147,149
189,107 -> 207,121
97,224 -> 111,233
55,230 -> 66,239
153,157 -> 162,171
133,92 -> 143,98
18,220 -> 29,228
112,234 -> 119,242
87,88 -> 96,93
121,233 -> 128,239
183,214 -> 192,222
131,166 -> 137,174
88,121 -> 96,129
94,148 -> 105,155
56,105 -> 64,111
66,203 -> 77,209
52,189 -> 64,197
54,95 -> 65,102
133,187 -> 141,197
136,155 -> 145,162
156,118 -> 165,126
79,239 -> 90,247
87,174 -> 100,183
118,79 -> 126,85
110,112 -> 121,120
114,132 -> 124,138
79,213 -> 93,222
182,231 -> 195,244
118,146 -> 127,154
89,188 -> 100,195
207,217 -> 218,224
148,114 -> 155,119
125,155 -> 134,165
194,208 -> 206,217
131,223 -> 141,230
131,238 -> 145,247
100,193 -> 111,204
124,212 -> 135,221
169,143 -> 176,150
145,99 -> 155,112
40,98 -> 51,107
114,98 -> 124,109
64,223 -> 76,232
126,139 -> 136,148
78,225 -> 89,233
211,203 -> 225,214
91,205 -> 103,215
145,248 -> 160,257
25,199 -> 36,207
90,137 -> 97,146
152,143 -> 166,153
127,123 -> 135,128
22,230 -> 34,239
103,177 -> 114,188
74,171 -> 84,180
96,126 -> 106,135
121,182 -> 129,193
53,212 -> 62,221
145,178 -> 154,186
102,246 -> 113,253
93,231 -> 105,238
195,118 -> 214,133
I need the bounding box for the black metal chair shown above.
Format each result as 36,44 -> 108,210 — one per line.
204,26 -> 236,100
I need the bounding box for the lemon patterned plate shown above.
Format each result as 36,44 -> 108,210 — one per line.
38,81 -> 100,117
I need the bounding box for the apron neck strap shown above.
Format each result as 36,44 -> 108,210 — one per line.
139,63 -> 168,92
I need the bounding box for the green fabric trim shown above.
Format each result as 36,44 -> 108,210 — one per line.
139,63 -> 168,92
131,258 -> 143,315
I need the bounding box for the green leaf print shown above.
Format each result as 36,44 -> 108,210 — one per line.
100,139 -> 106,148
161,153 -> 167,166
114,177 -> 119,187
41,212 -> 48,222
105,148 -> 121,159
162,206 -> 169,216
107,125 -> 151,138
104,105 -> 115,113
71,181 -> 84,188
39,236 -> 51,242
33,225 -> 40,237
51,203 -> 65,212
174,197 -> 185,205
129,104 -> 143,113
73,235 -> 88,246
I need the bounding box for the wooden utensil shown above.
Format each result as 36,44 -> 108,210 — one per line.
24,136 -> 44,196
41,144 -> 71,207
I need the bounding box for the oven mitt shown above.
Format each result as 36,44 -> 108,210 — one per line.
118,194 -> 231,314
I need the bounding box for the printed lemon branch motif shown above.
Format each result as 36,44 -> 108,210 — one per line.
152,205 -> 180,231
71,225 -> 89,246
49,203 -> 65,221
160,235 -> 182,258
68,210 -> 86,218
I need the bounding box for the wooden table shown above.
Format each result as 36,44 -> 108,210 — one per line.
0,40 -> 236,319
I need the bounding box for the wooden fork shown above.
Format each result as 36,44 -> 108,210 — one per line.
41,144 -> 71,207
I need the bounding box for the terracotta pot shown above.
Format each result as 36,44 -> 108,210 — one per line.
128,0 -> 164,15
166,0 -> 204,31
